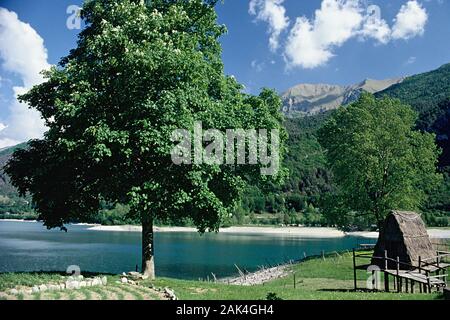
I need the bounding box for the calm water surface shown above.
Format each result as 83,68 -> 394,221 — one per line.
0,221 -> 376,279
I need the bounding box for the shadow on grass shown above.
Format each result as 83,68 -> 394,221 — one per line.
318,288 -> 382,293
318,288 -> 445,299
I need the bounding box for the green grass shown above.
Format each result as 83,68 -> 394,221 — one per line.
0,252 -> 445,300
89,286 -> 109,300
0,272 -> 65,291
52,291 -> 62,300
117,285 -> 144,300
147,251 -> 443,300
80,288 -> 92,300
67,290 -> 79,300
107,286 -> 125,300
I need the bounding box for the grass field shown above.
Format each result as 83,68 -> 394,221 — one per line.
149,251 -> 443,300
0,251 -> 444,300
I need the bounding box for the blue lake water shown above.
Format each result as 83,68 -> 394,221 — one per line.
0,220 -> 377,279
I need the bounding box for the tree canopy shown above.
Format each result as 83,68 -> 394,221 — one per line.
318,93 -> 442,229
4,0 -> 286,276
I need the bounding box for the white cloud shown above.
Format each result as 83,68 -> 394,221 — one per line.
285,0 -> 363,69
360,5 -> 391,44
249,0 -> 290,51
404,56 -> 417,65
251,60 -> 266,72
282,0 -> 429,69
0,8 -> 50,148
392,1 -> 428,40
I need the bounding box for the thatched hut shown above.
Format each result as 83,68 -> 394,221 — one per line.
372,211 -> 435,270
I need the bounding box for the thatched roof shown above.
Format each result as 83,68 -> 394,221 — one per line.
372,211 -> 435,269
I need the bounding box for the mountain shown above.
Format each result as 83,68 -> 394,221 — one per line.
282,78 -> 404,116
376,63 -> 450,168
0,143 -> 27,190
0,143 -> 33,216
282,62 -> 450,226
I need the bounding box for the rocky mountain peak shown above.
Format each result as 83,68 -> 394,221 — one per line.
282,77 -> 404,117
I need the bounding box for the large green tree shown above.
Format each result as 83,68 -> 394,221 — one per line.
4,0 -> 286,278
318,93 -> 441,229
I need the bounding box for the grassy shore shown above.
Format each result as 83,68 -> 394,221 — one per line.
0,251 -> 444,300
149,251 -> 443,300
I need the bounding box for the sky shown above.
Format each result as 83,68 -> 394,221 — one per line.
0,0 -> 449,148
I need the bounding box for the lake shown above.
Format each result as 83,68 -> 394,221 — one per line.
0,220 -> 376,279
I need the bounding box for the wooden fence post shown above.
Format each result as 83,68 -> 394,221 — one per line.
396,256 -> 400,293
353,248 -> 357,291
384,250 -> 389,292
418,256 -> 422,274
293,273 -> 296,289
384,250 -> 388,270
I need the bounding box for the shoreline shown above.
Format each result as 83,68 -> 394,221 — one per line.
86,225 -> 450,239
87,225 -> 347,238
2,219 -> 450,239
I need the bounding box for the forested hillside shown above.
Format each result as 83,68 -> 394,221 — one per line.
376,63 -> 450,225
376,63 -> 450,168
243,63 -> 450,228
0,143 -> 34,219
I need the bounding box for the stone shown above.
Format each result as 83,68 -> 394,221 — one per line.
66,281 -> 80,290
65,281 -> 73,289
80,281 -> 87,288
38,284 -> 48,292
86,280 -> 92,287
32,286 -> 39,293
92,278 -> 101,286
48,284 -> 57,291
127,271 -> 144,280
68,275 -> 83,281
10,289 -> 19,295
164,287 -> 177,300
101,276 -> 107,286
60,284 -> 66,290
121,277 -> 128,284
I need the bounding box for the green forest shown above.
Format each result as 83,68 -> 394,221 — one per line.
1,63 -> 450,229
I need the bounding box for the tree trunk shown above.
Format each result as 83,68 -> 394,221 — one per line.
142,215 -> 155,279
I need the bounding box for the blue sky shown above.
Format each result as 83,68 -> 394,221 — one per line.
0,0 -> 449,147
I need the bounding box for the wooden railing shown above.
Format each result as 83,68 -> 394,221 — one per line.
352,249 -> 449,293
